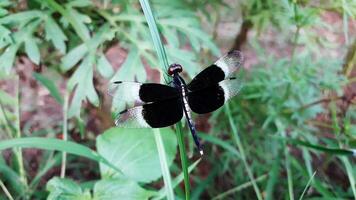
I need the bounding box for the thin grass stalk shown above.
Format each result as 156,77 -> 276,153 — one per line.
138,0 -> 179,199
275,120 -> 294,200
0,179 -> 14,200
60,92 -> 69,178
225,103 -> 263,200
298,171 -> 316,200
14,76 -> 28,189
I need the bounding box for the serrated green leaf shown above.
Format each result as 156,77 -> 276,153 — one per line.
0,10 -> 42,25
0,89 -> 16,106
96,127 -> 177,183
0,44 -> 19,74
47,177 -> 91,200
61,44 -> 88,71
33,72 -> 63,104
67,54 -> 98,117
45,15 -> 67,54
24,37 -> 40,64
67,0 -> 92,8
66,7 -> 91,40
93,178 -> 155,200
97,54 -> 114,78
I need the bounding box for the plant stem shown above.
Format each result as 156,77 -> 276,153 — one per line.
225,103 -> 263,200
60,92 -> 69,178
176,122 -> 191,200
14,76 -> 28,190
153,129 -> 174,200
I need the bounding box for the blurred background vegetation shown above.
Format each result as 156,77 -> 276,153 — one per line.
0,0 -> 355,199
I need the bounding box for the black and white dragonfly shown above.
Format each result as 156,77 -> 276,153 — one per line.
109,51 -> 243,156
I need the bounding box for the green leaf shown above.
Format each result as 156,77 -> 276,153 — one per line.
0,89 -> 16,106
67,0 -> 92,8
93,178 -> 155,200
33,72 -> 63,104
96,127 -> 177,183
24,37 -> 40,64
67,54 -> 99,117
97,54 -> 114,78
45,15 -> 67,54
47,177 -> 91,200
0,10 -> 42,25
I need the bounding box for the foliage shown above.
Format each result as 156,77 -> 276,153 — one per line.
0,0 -> 355,199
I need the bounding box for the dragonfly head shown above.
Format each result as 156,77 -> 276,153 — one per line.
168,63 -> 183,76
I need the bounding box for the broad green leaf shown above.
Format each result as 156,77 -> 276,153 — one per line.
47,177 -> 91,200
45,15 -> 67,54
24,37 -> 40,64
0,0 -> 11,7
33,72 -> 63,104
93,178 -> 155,200
96,127 -> 177,183
0,8 -> 8,16
0,137 -> 121,173
97,54 -> 114,78
61,44 -> 88,71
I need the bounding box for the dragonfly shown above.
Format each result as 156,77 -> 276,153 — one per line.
109,50 -> 243,156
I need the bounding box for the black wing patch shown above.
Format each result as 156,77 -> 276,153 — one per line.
187,50 -> 243,91
187,78 -> 242,114
115,97 -> 183,128
109,81 -> 180,111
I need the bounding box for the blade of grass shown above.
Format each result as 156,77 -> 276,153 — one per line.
298,171 -> 316,200
275,119 -> 294,200
153,128 -> 174,200
0,179 -> 14,200
341,157 -> 356,199
139,0 -> 191,199
225,103 -> 263,200
0,137 -> 122,174
212,174 -> 268,200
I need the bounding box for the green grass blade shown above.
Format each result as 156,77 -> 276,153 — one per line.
0,137 -> 122,174
225,103 -> 263,200
139,0 -> 191,199
176,122 -> 191,199
298,171 -> 316,200
153,129 -> 174,200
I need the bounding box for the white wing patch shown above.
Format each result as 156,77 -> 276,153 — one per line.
115,106 -> 151,128
219,78 -> 242,103
109,81 -> 143,112
214,51 -> 243,78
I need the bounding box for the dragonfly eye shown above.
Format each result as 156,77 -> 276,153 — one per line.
168,64 -> 183,76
